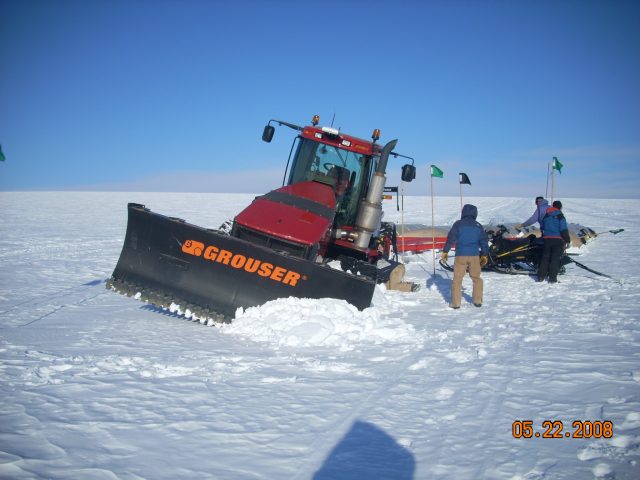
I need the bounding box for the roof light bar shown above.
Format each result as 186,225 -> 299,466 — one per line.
321,126 -> 340,136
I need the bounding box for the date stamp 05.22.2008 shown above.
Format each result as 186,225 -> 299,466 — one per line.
512,420 -> 614,439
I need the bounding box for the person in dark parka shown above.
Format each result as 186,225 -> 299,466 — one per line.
538,200 -> 571,283
441,204 -> 489,308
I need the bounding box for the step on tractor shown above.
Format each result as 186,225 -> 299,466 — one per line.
107,115 -> 417,322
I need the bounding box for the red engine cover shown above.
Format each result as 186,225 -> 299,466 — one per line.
234,181 -> 336,246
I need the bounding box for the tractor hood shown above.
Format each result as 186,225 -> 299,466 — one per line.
233,181 -> 336,249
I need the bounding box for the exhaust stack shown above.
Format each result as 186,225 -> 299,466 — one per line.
352,139 -> 397,250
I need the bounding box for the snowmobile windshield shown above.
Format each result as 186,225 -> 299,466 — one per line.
288,138 -> 373,228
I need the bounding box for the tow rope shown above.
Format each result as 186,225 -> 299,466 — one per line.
568,258 -> 620,283
595,228 -> 624,236
439,255 -> 618,283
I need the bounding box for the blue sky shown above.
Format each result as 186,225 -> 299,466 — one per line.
1,0 -> 639,197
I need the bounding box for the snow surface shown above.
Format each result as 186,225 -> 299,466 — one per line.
1,192 -> 639,479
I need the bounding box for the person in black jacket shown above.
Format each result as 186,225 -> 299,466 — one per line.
538,200 -> 570,283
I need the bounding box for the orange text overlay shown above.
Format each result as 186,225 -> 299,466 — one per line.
512,420 -> 613,439
182,239 -> 304,286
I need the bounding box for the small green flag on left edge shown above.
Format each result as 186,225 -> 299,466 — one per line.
552,156 -> 563,174
431,164 -> 443,178
0,145 -> 5,162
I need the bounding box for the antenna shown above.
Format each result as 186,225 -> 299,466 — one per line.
330,111 -> 336,127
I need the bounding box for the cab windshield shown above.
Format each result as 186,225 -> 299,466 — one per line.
287,138 -> 373,228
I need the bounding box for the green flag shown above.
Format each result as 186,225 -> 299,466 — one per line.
430,164 -> 443,178
0,145 -> 5,162
552,156 -> 563,174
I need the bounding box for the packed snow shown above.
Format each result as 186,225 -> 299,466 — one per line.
228,293 -> 423,351
1,191 -> 639,479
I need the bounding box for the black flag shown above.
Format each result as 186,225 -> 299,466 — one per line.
459,172 -> 471,185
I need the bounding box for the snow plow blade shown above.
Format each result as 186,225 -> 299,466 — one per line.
108,203 -> 376,321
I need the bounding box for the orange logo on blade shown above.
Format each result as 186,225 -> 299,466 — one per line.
182,240 -> 205,256
182,239 -> 305,287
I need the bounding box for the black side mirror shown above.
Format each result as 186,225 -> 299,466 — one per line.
401,164 -> 416,182
262,125 -> 275,142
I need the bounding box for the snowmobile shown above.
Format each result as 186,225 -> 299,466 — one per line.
439,223 -> 622,281
107,115 -> 417,321
439,225 -> 571,276
484,225 -> 572,275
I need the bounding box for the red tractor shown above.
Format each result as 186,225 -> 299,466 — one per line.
108,115 -> 417,321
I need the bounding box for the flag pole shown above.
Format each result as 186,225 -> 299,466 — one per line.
545,162 -> 551,199
551,164 -> 555,203
431,174 -> 436,275
400,181 -> 405,263
459,181 -> 463,210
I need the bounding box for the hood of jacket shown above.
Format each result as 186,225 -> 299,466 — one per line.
461,204 -> 478,220
546,206 -> 561,215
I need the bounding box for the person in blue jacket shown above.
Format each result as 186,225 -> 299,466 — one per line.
441,204 -> 489,309
538,200 -> 571,283
516,196 -> 549,230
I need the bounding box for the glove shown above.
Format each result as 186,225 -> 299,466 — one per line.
480,255 -> 489,267
441,251 -> 448,263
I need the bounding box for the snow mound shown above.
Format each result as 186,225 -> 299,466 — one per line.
223,296 -> 420,350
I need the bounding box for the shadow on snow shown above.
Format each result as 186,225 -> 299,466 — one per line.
427,269 -> 487,307
313,420 -> 415,480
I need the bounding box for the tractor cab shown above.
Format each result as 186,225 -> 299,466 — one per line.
285,127 -> 377,229
258,115 -> 415,258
